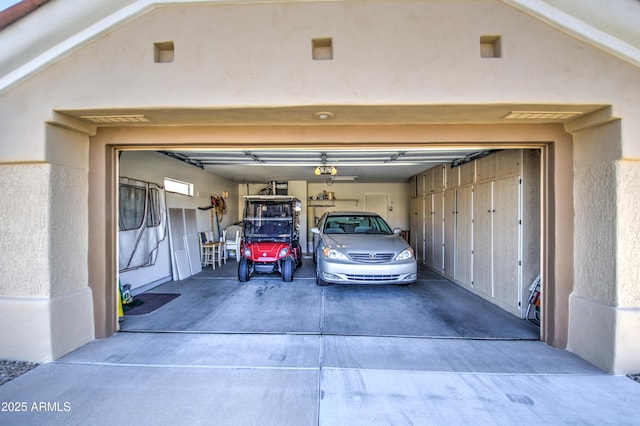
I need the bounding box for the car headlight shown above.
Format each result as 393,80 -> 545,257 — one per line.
395,247 -> 414,261
322,247 -> 349,260
243,247 -> 252,257
279,247 -> 290,257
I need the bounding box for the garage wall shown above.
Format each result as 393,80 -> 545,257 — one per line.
308,182 -> 411,230
120,151 -> 239,232
119,151 -> 238,290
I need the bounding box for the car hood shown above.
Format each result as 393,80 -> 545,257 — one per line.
323,234 -> 409,253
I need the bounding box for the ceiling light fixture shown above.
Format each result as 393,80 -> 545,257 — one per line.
314,165 -> 337,176
314,151 -> 338,185
313,111 -> 334,120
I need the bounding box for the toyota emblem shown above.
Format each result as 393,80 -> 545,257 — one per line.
368,253 -> 377,259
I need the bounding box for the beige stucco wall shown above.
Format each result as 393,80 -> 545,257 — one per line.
0,0 -> 639,372
568,117 -> 640,372
0,124 -> 94,362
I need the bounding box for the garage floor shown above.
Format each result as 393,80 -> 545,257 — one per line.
120,259 -> 539,339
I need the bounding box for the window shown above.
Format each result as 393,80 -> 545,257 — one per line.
119,185 -> 146,231
146,188 -> 161,227
164,177 -> 193,196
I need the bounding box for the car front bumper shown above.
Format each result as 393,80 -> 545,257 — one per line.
318,259 -> 417,285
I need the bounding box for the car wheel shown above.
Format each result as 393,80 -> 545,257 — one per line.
316,269 -> 328,286
282,257 -> 294,282
238,258 -> 250,282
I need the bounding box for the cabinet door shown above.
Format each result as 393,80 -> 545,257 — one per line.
409,196 -> 425,264
455,186 -> 473,287
433,165 -> 445,193
409,175 -> 418,198
432,192 -> 445,273
472,181 -> 493,297
424,193 -> 435,268
443,189 -> 456,278
492,176 -> 521,315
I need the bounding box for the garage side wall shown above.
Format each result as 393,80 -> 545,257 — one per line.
0,124 -> 94,362
569,119 -> 640,373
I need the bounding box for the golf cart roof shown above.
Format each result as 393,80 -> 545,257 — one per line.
243,195 -> 299,202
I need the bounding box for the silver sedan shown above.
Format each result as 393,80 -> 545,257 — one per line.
311,211 -> 417,286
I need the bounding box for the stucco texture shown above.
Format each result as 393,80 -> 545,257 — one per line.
616,160 -> 640,307
0,163 -> 87,297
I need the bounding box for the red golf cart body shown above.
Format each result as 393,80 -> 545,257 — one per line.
238,195 -> 302,282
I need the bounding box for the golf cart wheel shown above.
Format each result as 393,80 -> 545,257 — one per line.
238,258 -> 250,282
316,270 -> 328,286
282,257 -> 294,282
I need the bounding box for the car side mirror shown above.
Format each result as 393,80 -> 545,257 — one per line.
393,228 -> 402,234
311,227 -> 320,234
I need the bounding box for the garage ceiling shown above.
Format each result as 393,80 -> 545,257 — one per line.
62,102 -> 605,183
159,148 -> 486,183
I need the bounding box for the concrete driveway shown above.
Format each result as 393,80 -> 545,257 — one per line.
2,262 -> 640,425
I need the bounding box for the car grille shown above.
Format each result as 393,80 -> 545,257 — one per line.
348,252 -> 394,263
345,274 -> 400,281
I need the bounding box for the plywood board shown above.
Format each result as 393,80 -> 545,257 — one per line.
184,208 -> 198,235
169,208 -> 185,251
175,249 -> 191,280
185,233 -> 203,275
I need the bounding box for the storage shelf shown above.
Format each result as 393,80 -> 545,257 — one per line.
308,198 -> 359,207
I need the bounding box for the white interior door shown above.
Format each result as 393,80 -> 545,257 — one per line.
364,193 -> 388,221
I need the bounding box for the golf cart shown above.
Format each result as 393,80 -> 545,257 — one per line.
238,195 -> 302,282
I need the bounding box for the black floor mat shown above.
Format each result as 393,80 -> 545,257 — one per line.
124,293 -> 180,315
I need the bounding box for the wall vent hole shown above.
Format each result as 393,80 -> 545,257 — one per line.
480,35 -> 501,58
154,41 -> 175,63
312,38 -> 333,60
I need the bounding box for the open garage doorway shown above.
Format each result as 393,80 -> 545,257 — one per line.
114,145 -> 543,342
87,121 -> 574,352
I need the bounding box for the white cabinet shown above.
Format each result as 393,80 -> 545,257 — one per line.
454,186 -> 473,287
409,149 -> 540,318
409,196 -> 425,263
443,189 -> 456,278
424,193 -> 435,268
472,180 -> 493,298
471,176 -> 521,315
432,192 -> 444,273
492,176 -> 521,314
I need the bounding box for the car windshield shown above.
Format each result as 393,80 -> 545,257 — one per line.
322,215 -> 392,235
243,200 -> 295,241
